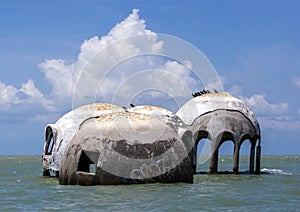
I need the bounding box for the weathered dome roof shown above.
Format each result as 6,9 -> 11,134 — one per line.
80,111 -> 177,144
127,105 -> 186,134
176,93 -> 260,133
43,103 -> 124,171
59,111 -> 194,185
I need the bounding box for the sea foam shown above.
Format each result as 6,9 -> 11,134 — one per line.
261,168 -> 293,175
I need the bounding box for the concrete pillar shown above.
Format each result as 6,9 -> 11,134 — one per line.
255,145 -> 261,174
209,142 -> 218,174
233,142 -> 240,174
191,145 -> 197,174
249,141 -> 255,173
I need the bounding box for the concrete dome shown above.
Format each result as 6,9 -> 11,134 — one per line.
128,105 -> 196,171
42,103 -> 124,176
177,93 -> 259,133
59,111 -> 194,185
176,93 -> 261,174
127,105 -> 188,138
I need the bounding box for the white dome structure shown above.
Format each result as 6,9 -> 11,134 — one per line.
42,103 -> 124,176
59,111 -> 194,185
177,92 -> 261,174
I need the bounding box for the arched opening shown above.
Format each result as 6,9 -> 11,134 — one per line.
239,139 -> 251,172
196,138 -> 212,173
218,140 -> 235,173
45,126 -> 55,155
77,150 -> 100,175
215,131 -> 235,173
194,130 -> 210,174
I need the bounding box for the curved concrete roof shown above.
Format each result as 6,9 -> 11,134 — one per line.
59,111 -> 194,184
81,111 -> 177,145
43,103 -> 124,172
176,93 -> 260,133
127,105 -> 186,134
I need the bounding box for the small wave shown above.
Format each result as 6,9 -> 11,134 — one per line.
261,168 -> 293,175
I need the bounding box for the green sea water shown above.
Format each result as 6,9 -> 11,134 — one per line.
0,155 -> 299,211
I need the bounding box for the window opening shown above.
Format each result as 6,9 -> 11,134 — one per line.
77,151 -> 99,174
45,127 -> 54,155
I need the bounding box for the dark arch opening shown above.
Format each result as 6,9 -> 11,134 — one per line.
194,130 -> 209,142
217,131 -> 235,145
45,126 -> 54,155
77,150 -> 100,174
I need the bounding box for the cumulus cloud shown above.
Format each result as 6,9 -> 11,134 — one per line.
39,59 -> 77,100
40,9 -> 175,110
243,94 -> 288,116
229,91 -> 300,130
0,80 -> 53,112
95,57 -> 201,110
39,9 -> 160,101
0,9 -> 199,121
0,82 -> 19,105
0,6 -> 295,131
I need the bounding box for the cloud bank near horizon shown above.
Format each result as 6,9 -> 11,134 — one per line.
0,9 -> 297,131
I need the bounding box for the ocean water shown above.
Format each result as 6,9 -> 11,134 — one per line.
0,155 -> 299,211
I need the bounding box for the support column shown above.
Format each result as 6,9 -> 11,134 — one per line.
191,145 -> 197,174
255,145 -> 261,174
249,141 -> 255,173
233,141 -> 240,175
209,142 -> 218,174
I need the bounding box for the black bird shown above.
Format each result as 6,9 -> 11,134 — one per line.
193,89 -> 214,98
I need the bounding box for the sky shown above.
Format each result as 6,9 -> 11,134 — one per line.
0,0 -> 300,155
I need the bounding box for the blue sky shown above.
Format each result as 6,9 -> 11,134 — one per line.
0,0 -> 300,155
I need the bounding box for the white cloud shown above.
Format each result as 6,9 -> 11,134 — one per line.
243,94 -> 288,116
227,85 -> 243,96
95,59 -> 201,108
40,8 -> 201,109
224,84 -> 297,130
76,9 -> 161,69
0,80 -> 53,112
0,82 -> 19,105
39,9 -> 165,107
0,9 -> 181,121
29,113 -> 61,122
164,61 -> 199,88
292,76 -> 300,88
39,59 -> 77,100
144,60 -> 201,97
232,93 -> 300,130
19,80 -> 53,110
